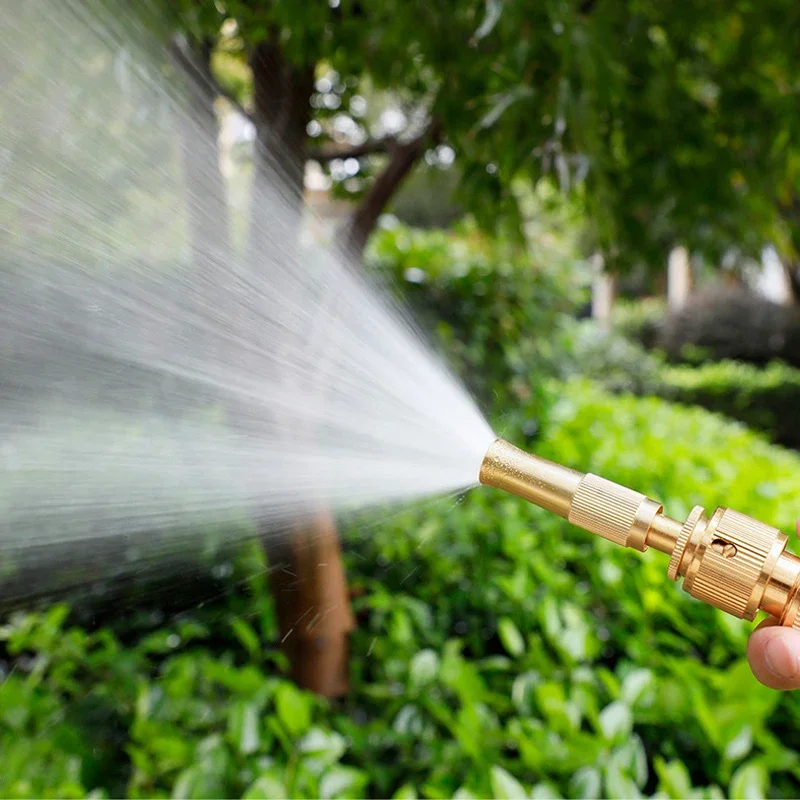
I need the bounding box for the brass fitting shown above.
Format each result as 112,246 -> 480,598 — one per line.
480,439 -> 800,627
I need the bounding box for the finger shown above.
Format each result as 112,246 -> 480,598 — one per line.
748,620 -> 800,690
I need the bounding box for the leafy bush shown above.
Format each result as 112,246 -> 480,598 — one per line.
657,360 -> 800,450
611,298 -> 665,350
579,305 -> 800,451
366,221 -> 583,416
388,165 -> 464,230
575,312 -> 800,451
657,285 -> 800,367
4,382 -> 800,799
562,322 -> 664,396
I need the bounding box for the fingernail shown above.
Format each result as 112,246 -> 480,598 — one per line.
764,636 -> 800,679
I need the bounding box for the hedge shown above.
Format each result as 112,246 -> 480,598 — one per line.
4,382 -> 800,798
657,285 -> 800,368
658,360 -> 800,450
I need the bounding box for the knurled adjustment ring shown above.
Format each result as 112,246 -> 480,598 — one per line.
668,505 -> 705,581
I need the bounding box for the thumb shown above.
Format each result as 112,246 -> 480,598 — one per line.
748,619 -> 800,690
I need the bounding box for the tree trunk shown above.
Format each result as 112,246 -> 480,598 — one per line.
344,132 -> 429,258
272,513 -> 354,696
248,34 -> 314,252
170,37 -> 230,270
248,36 -> 355,698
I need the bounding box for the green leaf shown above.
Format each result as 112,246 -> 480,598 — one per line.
511,671 -> 541,714
490,766 -> 527,800
654,758 -> 693,799
472,0 -> 503,42
299,727 -> 346,774
569,767 -> 601,800
620,669 -> 652,705
603,769 -> 641,800
598,701 -> 633,741
230,618 -> 261,659
729,762 -> 768,800
319,766 -> 369,800
409,649 -> 440,688
393,704 -> 424,736
478,87 -> 533,130
172,743 -> 228,800
530,782 -> 562,799
227,701 -> 260,756
724,725 -> 753,762
498,617 -> 525,657
534,682 -> 580,733
393,785 -> 418,799
243,772 -> 287,800
274,683 -> 312,738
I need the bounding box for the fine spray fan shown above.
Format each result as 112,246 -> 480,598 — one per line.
480,439 -> 800,628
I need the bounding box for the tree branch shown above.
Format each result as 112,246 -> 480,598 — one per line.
306,136 -> 397,163
170,35 -> 253,124
344,120 -> 442,257
209,76 -> 253,124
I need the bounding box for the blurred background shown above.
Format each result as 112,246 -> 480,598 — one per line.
3,1 -> 800,798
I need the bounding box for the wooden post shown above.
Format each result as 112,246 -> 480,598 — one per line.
667,246 -> 692,311
590,254 -> 615,329
757,246 -> 794,305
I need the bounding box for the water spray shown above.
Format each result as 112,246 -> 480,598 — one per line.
481,439 -> 800,628
5,0 -> 794,657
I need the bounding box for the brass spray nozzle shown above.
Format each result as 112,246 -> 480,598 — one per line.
480,439 -> 800,628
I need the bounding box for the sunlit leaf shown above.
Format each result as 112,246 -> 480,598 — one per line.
729,762 -> 768,800
275,683 -> 312,738
598,701 -> 633,741
498,617 -> 525,657
490,766 -> 527,800
409,649 -> 440,687
472,0 -> 503,42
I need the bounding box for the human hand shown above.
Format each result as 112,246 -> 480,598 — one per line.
747,520 -> 800,689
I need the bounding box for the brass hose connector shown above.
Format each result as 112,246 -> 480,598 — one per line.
480,439 -> 800,627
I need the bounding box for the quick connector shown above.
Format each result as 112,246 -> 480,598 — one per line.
480,439 -> 800,628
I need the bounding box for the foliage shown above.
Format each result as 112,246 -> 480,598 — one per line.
571,311 -> 800,450
657,360 -> 800,451
5,382 -> 800,798
611,299 -> 666,350
657,285 -> 800,368
562,321 -> 664,396
366,221 -> 584,414
173,0 -> 800,266
388,164 -> 464,231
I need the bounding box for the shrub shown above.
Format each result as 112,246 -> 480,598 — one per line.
657,285 -> 800,367
570,316 -> 800,451
366,221 -> 583,415
657,360 -> 800,450
562,321 -> 664,396
388,165 -> 464,230
611,298 -> 665,350
4,383 -> 800,799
